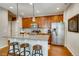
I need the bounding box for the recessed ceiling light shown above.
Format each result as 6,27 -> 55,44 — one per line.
21,12 -> 24,16
9,6 -> 13,9
29,3 -> 32,5
57,8 -> 60,10
36,10 -> 40,13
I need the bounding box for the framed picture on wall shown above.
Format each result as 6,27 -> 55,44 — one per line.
68,15 -> 78,32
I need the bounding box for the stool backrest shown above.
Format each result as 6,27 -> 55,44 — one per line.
8,40 -> 10,45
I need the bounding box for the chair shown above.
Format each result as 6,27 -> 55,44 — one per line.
32,45 -> 43,56
7,40 -> 20,56
20,43 -> 30,56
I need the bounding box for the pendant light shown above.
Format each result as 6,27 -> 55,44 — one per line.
32,3 -> 35,22
16,3 -> 22,30
16,3 -> 19,20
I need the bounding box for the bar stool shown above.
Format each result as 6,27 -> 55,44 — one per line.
20,43 -> 30,56
32,45 -> 43,56
7,40 -> 20,56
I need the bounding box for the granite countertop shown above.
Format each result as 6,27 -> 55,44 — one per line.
2,34 -> 49,41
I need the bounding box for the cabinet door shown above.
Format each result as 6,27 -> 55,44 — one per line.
22,18 -> 32,28
36,17 -> 48,28
35,17 -> 41,28
49,15 -> 63,23
35,17 -> 44,28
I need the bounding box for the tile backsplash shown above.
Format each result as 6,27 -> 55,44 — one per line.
22,28 -> 49,33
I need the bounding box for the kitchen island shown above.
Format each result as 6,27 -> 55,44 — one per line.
5,34 -> 49,56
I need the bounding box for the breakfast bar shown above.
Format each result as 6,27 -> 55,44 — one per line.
5,34 -> 49,56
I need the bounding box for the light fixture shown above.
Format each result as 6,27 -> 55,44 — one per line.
32,17 -> 35,22
36,10 -> 40,13
29,3 -> 32,5
9,6 -> 13,9
57,7 -> 60,10
32,3 -> 35,22
21,12 -> 24,16
16,3 -> 19,18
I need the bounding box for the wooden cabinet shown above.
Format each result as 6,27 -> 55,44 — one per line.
35,17 -> 41,28
48,34 -> 52,44
22,18 -> 32,28
22,15 -> 63,28
35,16 -> 48,28
48,15 -> 63,23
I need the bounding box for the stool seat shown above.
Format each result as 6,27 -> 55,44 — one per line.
20,43 -> 29,48
20,43 -> 30,56
33,45 -> 42,50
32,44 -> 43,56
10,42 -> 18,46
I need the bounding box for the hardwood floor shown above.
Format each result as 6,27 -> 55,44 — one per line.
0,45 -> 72,56
48,45 -> 72,56
0,47 -> 8,56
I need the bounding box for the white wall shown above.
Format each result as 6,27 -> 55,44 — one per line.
8,21 -> 16,36
8,16 -> 22,37
0,8 -> 8,48
64,4 -> 79,56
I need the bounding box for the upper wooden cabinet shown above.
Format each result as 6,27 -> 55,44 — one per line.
48,15 -> 63,23
22,15 -> 63,28
35,17 -> 47,28
22,18 -> 32,28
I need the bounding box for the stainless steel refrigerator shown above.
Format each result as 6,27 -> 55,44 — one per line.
51,22 -> 65,45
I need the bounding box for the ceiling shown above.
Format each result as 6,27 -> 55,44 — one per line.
0,3 -> 70,17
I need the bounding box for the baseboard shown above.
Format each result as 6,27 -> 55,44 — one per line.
65,45 -> 74,56
51,44 -> 64,47
0,45 -> 8,49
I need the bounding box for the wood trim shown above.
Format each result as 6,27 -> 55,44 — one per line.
51,44 -> 64,47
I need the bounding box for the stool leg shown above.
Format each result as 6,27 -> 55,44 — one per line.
41,49 -> 43,56
19,48 -> 22,56
24,47 -> 26,56
19,50 -> 20,56
29,51 -> 30,56
35,50 -> 36,56
13,45 -> 15,56
18,45 -> 20,56
7,45 -> 10,56
32,50 -> 34,56
39,50 -> 40,56
29,46 -> 30,56
26,47 -> 30,56
32,50 -> 36,56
